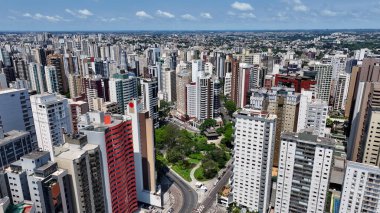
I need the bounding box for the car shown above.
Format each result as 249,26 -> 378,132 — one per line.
168,208 -> 174,213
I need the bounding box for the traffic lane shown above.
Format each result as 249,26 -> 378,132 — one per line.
166,171 -> 198,213
197,166 -> 233,213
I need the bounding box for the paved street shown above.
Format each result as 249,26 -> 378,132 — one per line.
166,170 -> 198,213
195,165 -> 233,213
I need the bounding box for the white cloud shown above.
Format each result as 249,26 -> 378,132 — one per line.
283,0 -> 309,12
136,11 -> 153,19
65,9 -> 93,18
23,13 -> 65,22
200,12 -> 213,19
156,10 -> 175,18
231,2 -> 253,11
320,9 -> 338,17
100,17 -> 128,22
181,14 -> 196,20
275,12 -> 289,21
78,9 -> 93,16
239,12 -> 256,19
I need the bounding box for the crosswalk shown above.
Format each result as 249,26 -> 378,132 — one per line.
195,205 -> 205,213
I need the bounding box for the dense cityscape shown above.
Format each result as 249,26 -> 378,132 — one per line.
1,1 -> 380,213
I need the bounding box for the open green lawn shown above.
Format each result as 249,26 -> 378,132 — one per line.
172,164 -> 192,182
188,158 -> 201,164
194,167 -> 210,181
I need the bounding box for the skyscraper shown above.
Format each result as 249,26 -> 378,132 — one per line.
275,131 -> 334,213
54,134 -> 106,212
79,112 -> 138,213
339,161 -> 380,213
141,78 -> 159,128
232,109 -> 276,212
31,94 -> 71,159
109,72 -> 138,113
176,70 -> 190,116
315,63 -> 333,103
0,88 -> 37,146
5,151 -> 74,213
47,54 -> 69,95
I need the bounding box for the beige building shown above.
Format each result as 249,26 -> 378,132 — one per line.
176,70 -> 190,116
68,74 -> 84,99
348,82 -> 380,162
54,134 -> 106,213
362,110 -> 380,166
267,88 -> 300,166
93,97 -> 122,114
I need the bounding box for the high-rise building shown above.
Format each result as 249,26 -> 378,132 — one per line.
126,99 -> 161,207
339,161 -> 380,213
82,75 -> 110,110
28,62 -> 47,94
315,63 -> 333,103
5,151 -> 74,213
0,128 -> 34,168
230,59 -> 240,105
44,65 -> 59,93
68,99 -> 89,134
176,70 -> 190,116
237,63 -> 252,108
47,54 -> 69,95
78,112 -> 138,213
192,60 -> 203,82
68,74 -> 84,99
333,73 -> 350,110
224,72 -> 232,96
162,69 -> 176,102
232,109 -> 276,212
54,134 -> 106,212
348,82 -> 380,162
31,94 -> 71,159
13,58 -> 28,80
275,131 -> 334,213
141,78 -> 159,128
186,82 -> 197,118
196,75 -> 215,120
0,89 -> 36,146
267,87 -> 300,166
109,72 -> 138,113
297,98 -> 328,137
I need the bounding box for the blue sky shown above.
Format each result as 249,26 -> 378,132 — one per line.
1,0 -> 380,31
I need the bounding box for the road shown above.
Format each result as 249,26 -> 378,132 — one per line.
196,165 -> 233,213
166,170 -> 198,213
168,117 -> 200,133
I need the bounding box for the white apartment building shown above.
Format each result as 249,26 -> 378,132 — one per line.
298,98 -> 328,137
275,131 -> 334,213
0,88 -> 37,147
186,83 -> 197,118
30,93 -> 71,160
224,72 -> 232,96
192,60 -> 203,82
340,161 -> 380,213
232,109 -> 276,212
141,78 -> 159,128
162,69 -> 176,102
297,91 -> 313,132
315,63 -> 333,103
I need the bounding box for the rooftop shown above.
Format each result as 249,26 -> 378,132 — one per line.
281,130 -> 336,147
0,130 -> 29,146
22,150 -> 50,161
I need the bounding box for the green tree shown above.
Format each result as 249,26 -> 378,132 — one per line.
225,100 -> 237,116
199,119 -> 217,132
166,148 -> 184,164
202,160 -> 218,179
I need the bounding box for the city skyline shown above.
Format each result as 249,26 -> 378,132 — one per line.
1,0 -> 380,31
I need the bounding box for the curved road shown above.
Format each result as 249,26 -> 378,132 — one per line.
166,170 -> 198,213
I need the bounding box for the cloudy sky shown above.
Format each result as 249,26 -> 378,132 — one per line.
1,0 -> 380,31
